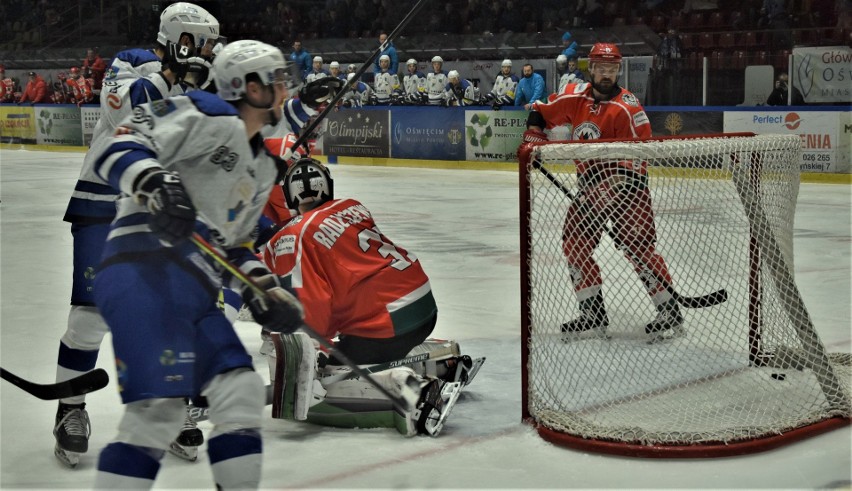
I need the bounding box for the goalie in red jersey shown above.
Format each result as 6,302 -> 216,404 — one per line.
518,42 -> 683,343
257,158 -> 483,437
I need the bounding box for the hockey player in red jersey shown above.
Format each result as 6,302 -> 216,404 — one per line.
66,67 -> 94,105
258,158 -> 483,436
518,42 -> 683,343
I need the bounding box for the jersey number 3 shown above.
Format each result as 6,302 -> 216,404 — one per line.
358,227 -> 417,271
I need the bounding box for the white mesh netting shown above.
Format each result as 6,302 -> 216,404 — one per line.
522,134 -> 850,451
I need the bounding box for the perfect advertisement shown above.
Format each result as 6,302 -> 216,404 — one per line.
724,110 -> 846,173
390,107 -> 465,160
464,109 -> 527,161
0,105 -> 36,144
323,109 -> 389,158
35,105 -> 83,146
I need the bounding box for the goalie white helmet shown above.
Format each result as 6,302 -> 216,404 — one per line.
283,158 -> 334,210
501,59 -> 512,67
214,40 -> 288,101
157,2 -> 220,51
431,56 -> 443,63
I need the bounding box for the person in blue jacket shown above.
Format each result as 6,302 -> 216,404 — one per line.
373,32 -> 398,74
290,40 -> 312,79
561,31 -> 579,59
516,63 -> 545,107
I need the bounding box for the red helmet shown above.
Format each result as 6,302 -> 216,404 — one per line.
588,43 -> 622,63
70,67 -> 80,76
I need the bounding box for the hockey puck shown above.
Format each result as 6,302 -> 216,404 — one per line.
770,373 -> 786,381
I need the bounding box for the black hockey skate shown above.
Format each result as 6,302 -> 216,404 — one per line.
413,379 -> 463,437
561,293 -> 609,340
168,406 -> 204,461
645,299 -> 685,344
54,402 -> 91,468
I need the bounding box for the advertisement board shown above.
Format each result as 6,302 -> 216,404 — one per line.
390,107 -> 465,160
35,105 -> 83,146
724,110 -> 844,173
323,109 -> 390,158
80,105 -> 100,146
648,110 -> 724,136
0,105 -> 36,144
792,46 -> 852,104
464,109 -> 527,161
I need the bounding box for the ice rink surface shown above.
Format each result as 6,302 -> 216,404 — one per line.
1,149 -> 850,490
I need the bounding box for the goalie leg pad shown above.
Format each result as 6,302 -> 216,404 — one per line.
270,332 -> 326,420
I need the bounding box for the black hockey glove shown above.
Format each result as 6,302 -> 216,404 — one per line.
162,43 -> 193,82
299,76 -> 344,109
133,170 -> 196,245
242,273 -> 304,334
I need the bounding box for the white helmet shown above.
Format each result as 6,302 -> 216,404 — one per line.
214,40 -> 287,101
330,61 -> 340,69
556,54 -> 568,64
313,56 -> 323,64
379,54 -> 390,63
283,158 -> 334,210
501,59 -> 512,67
447,70 -> 459,80
347,63 -> 357,72
157,2 -> 220,50
347,72 -> 356,81
431,56 -> 443,63
407,58 -> 417,66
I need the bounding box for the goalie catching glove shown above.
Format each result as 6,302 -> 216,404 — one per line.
243,272 -> 304,334
132,169 -> 196,245
299,76 -> 344,109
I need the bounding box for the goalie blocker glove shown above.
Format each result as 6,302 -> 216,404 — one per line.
132,169 -> 196,245
243,272 -> 304,334
522,110 -> 548,144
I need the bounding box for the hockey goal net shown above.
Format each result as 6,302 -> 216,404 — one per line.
519,133 -> 850,457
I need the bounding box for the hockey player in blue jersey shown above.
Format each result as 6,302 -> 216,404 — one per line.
53,1 -> 220,467
443,70 -> 480,106
89,39 -> 304,489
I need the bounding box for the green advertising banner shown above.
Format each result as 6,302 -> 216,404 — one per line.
35,105 -> 83,146
464,109 -> 527,161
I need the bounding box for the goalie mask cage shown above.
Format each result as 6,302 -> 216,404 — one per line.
519,133 -> 851,458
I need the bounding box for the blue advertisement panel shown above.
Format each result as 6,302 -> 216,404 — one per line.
324,108 -> 390,158
390,107 -> 465,160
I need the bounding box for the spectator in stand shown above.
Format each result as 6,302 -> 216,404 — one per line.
561,31 -> 579,59
373,32 -> 398,74
82,48 -> 106,90
290,40 -> 312,80
766,73 -> 805,106
18,71 -> 48,104
329,61 -> 345,82
306,56 -> 330,83
516,63 -> 545,107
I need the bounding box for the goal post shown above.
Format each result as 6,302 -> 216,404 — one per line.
519,133 -> 850,457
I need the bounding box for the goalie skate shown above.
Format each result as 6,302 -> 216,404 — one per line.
444,355 -> 486,387
414,379 -> 463,437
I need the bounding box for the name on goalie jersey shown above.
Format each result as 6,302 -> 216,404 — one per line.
274,235 -> 297,255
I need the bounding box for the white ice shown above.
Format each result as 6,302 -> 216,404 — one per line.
1,149 -> 850,490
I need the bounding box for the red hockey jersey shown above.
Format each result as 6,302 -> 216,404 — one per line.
531,82 -> 652,174
261,198 -> 436,342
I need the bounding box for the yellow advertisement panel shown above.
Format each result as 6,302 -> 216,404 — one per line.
0,105 -> 36,144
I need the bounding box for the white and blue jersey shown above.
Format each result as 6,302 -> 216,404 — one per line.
425,70 -> 448,106
444,78 -> 479,106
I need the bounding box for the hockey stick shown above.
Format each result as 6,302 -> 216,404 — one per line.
189,233 -> 415,412
1,367 -> 109,400
289,0 -> 430,153
531,159 -> 728,309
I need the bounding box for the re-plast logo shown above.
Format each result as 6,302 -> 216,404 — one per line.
784,112 -> 802,130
